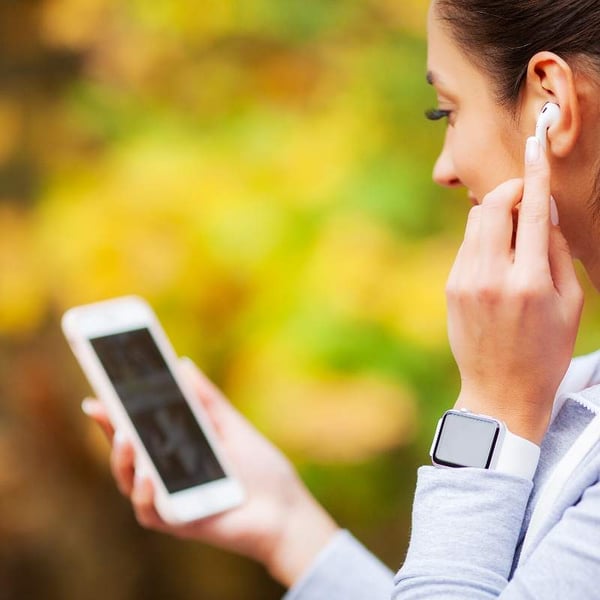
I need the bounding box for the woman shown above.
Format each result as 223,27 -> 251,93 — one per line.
83,0 -> 600,597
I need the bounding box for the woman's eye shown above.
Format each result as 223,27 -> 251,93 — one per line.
425,108 -> 452,121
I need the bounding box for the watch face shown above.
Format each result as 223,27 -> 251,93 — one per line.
432,411 -> 500,468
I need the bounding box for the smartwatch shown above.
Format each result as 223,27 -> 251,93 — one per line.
430,408 -> 541,480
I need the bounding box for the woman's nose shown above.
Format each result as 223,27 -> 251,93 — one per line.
432,144 -> 462,189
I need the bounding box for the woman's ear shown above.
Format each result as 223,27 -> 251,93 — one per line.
523,51 -> 581,157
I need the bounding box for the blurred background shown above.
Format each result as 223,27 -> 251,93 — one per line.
2,1 -> 600,598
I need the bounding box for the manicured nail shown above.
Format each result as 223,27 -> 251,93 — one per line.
134,467 -> 149,487
113,430 -> 125,449
180,356 -> 198,374
550,195 -> 560,226
81,398 -> 95,416
526,136 -> 540,164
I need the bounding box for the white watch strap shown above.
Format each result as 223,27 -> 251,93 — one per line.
493,427 -> 540,480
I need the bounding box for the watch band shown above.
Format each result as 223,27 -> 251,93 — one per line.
431,409 -> 541,480
492,426 -> 540,480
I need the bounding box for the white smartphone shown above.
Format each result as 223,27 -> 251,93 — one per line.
62,295 -> 245,524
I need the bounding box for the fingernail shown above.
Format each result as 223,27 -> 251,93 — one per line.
134,467 -> 149,487
526,136 -> 540,164
81,398 -> 95,416
550,195 -> 560,226
113,430 -> 125,449
180,356 -> 198,374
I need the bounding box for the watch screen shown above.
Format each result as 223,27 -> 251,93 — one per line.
433,412 -> 500,468
90,328 -> 226,493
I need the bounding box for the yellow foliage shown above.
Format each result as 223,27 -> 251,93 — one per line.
127,0 -> 238,40
0,206 -> 46,334
230,340 -> 417,462
306,213 -> 451,348
0,100 -> 23,165
373,0 -> 429,35
385,237 -> 454,347
41,0 -> 116,50
271,106 -> 382,207
269,374 -> 417,462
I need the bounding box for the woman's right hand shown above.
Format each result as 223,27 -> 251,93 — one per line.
446,137 -> 583,444
82,358 -> 339,588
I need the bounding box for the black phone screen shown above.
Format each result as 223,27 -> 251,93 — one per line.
90,328 -> 226,493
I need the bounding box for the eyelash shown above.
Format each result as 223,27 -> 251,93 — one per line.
425,108 -> 452,121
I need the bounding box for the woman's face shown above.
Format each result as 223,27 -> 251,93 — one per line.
427,2 -> 600,288
426,7 -> 527,205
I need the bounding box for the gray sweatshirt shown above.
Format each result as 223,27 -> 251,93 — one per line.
284,351 -> 600,599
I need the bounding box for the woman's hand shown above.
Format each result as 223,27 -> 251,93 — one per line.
82,358 -> 339,588
446,137 -> 584,444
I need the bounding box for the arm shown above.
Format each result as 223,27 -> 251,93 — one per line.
284,530 -> 394,600
394,467 -> 532,599
394,466 -> 600,599
86,359 -> 396,598
445,137 -> 582,446
392,138 -> 585,597
84,358 -> 340,588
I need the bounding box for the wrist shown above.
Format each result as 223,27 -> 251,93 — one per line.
265,487 -> 340,588
432,407 -> 541,479
454,392 -> 550,445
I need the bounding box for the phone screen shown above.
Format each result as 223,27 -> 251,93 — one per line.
90,328 -> 226,493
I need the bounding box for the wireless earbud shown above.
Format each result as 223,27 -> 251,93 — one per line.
535,102 -> 560,151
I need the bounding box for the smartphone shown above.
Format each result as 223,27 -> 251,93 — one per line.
62,295 -> 245,524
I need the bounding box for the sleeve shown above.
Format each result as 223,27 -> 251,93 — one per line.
283,530 -> 394,600
393,466 -> 533,599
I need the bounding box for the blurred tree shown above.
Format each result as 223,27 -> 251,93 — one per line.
2,1 -> 600,599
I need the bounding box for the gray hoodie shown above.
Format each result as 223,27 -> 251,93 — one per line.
285,351 -> 600,599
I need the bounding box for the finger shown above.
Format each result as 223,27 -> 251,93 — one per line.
548,225 -> 583,303
81,398 -> 115,440
180,358 -> 230,408
515,136 -> 551,268
454,204 -> 483,287
479,179 -> 523,267
131,475 -> 169,531
447,205 -> 481,292
110,432 -> 136,496
446,240 -> 464,291
179,358 -> 236,436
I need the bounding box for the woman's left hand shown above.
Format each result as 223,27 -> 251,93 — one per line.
83,359 -> 339,588
446,136 -> 584,444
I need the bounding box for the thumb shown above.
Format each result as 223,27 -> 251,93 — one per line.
81,398 -> 115,440
179,357 -> 236,436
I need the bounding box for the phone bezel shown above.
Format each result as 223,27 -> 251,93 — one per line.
62,295 -> 244,524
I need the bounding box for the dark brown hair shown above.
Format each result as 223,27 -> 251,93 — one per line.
434,0 -> 600,106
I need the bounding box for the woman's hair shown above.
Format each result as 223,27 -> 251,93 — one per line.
434,0 -> 600,106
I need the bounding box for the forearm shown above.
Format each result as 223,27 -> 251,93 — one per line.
265,486 -> 340,588
393,466 -> 532,598
283,530 -> 394,600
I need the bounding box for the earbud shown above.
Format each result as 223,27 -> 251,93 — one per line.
535,102 -> 560,152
